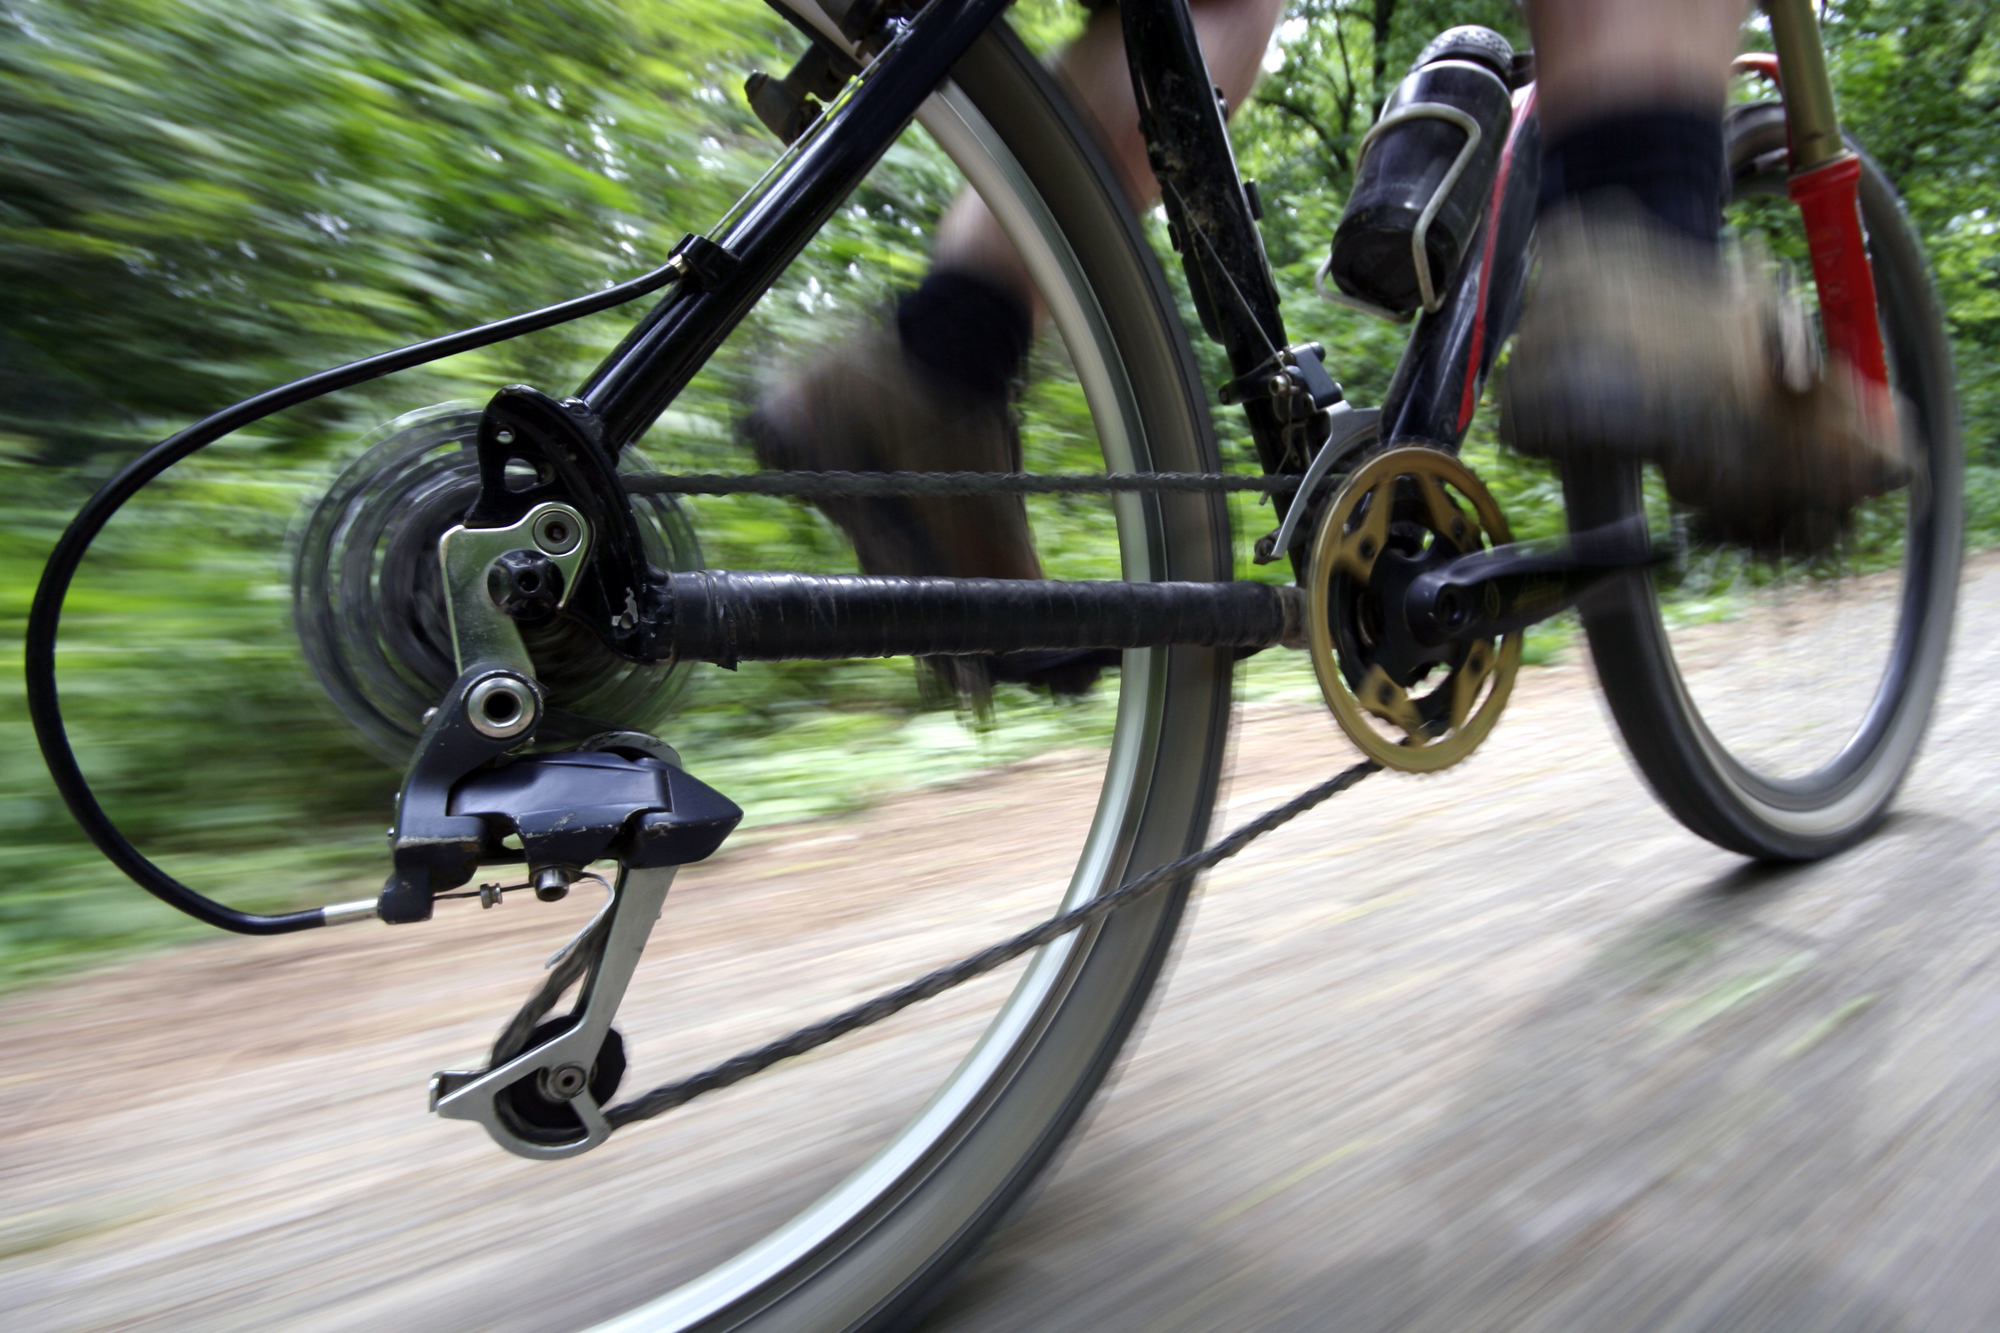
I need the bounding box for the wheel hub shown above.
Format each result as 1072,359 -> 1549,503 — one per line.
291,403 -> 703,761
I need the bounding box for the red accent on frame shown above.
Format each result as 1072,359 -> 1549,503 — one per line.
1731,52 -> 1783,92
1457,85 -> 1536,432
1790,154 -> 1889,388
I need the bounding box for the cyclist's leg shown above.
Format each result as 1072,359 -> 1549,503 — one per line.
1531,0 -> 1744,135
1505,0 -> 1906,553
745,0 -> 1281,699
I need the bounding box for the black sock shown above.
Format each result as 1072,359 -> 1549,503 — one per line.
1537,107 -> 1726,244
895,268 -> 1032,402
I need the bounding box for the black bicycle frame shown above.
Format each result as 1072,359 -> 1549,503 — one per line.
578,0 -> 1013,447
575,0 -> 1537,545
1379,87 -> 1541,449
1119,1 -> 1543,457
501,0 -> 1548,677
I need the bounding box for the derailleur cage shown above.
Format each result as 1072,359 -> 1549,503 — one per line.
429,861 -> 673,1159
396,704 -> 739,1159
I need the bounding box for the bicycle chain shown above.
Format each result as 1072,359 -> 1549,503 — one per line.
622,469 -> 1308,499
587,465 -> 1369,1133
604,760 -> 1380,1128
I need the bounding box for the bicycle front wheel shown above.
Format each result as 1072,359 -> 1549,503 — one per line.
592,22 -> 1230,1333
1568,102 -> 1962,860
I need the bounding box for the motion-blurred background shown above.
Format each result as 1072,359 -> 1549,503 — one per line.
1,0 -> 1991,985
0,4 -> 1996,1328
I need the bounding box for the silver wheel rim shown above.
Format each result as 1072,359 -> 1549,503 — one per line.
1656,123 -> 1956,840
591,56 -> 1196,1333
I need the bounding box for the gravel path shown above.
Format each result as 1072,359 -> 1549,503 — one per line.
3,554 -> 1997,1332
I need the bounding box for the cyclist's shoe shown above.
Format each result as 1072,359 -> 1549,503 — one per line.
1499,205 -> 1910,555
742,326 -> 1112,699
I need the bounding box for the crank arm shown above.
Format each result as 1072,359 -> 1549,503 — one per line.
430,864 -> 674,1160
1405,519 -> 1665,644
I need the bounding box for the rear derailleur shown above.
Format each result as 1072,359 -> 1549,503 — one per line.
369,387 -> 742,1159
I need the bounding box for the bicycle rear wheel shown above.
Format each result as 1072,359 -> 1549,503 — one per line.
1568,102 -> 1961,860
593,22 -> 1230,1332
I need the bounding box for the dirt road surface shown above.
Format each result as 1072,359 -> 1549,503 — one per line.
4,556 -> 1999,1332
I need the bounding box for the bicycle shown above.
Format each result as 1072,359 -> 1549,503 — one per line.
23,0 -> 1959,1328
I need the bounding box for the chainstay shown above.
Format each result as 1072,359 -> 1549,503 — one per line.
603,758 -> 1380,1130
623,470 -> 1307,499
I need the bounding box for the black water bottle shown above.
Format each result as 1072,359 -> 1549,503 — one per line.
1328,26 -> 1516,316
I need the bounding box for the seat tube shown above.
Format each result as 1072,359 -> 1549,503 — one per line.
1764,0 -> 1888,388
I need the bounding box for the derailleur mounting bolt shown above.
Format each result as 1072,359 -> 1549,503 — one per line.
533,865 -> 575,903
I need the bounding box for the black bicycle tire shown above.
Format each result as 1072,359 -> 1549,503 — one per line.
1568,102 -> 1962,861
592,22 -> 1232,1333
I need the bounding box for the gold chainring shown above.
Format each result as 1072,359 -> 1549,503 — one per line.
1306,446 -> 1521,772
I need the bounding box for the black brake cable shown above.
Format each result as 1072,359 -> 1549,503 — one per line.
24,262 -> 684,935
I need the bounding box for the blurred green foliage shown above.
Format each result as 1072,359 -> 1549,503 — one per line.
0,0 -> 1994,983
